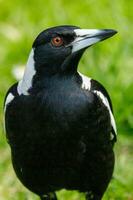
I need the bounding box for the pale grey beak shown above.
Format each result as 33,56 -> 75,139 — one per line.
71,29 -> 117,53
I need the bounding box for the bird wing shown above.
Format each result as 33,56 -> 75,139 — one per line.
3,83 -> 18,132
4,83 -> 18,111
79,72 -> 117,142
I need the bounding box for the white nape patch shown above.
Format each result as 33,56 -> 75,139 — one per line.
78,72 -> 91,90
17,48 -> 35,95
4,93 -> 14,113
72,29 -> 103,53
93,90 -> 117,136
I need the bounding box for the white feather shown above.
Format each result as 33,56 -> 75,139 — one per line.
17,48 -> 35,95
78,72 -> 91,90
3,92 -> 15,133
93,90 -> 117,136
4,93 -> 14,113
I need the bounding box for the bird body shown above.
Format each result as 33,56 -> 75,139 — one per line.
4,26 -> 117,200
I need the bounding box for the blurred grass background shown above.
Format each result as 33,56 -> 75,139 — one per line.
0,0 -> 133,199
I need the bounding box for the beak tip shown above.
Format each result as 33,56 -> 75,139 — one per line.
110,29 -> 118,35
100,29 -> 118,40
105,29 -> 118,36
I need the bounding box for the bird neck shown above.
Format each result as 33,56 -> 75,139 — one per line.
30,71 -> 81,94
17,49 -> 83,95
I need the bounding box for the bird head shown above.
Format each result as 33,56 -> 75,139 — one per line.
32,25 -> 117,75
18,25 -> 117,95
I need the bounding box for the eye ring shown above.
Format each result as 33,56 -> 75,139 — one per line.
51,36 -> 64,47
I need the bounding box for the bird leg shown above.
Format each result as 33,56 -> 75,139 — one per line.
40,192 -> 57,200
86,192 -> 101,200
40,195 -> 49,200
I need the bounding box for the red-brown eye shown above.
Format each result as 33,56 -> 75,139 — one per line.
51,36 -> 63,47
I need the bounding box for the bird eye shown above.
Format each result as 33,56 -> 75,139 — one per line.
51,36 -> 63,47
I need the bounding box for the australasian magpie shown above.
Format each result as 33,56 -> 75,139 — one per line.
4,25 -> 117,200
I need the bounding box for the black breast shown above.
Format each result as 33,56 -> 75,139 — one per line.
5,78 -> 114,196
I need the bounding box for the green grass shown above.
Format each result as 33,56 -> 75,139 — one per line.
0,0 -> 133,199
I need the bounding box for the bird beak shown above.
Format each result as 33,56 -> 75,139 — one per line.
71,29 -> 117,53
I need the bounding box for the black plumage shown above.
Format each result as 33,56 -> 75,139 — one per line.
4,25 -> 117,200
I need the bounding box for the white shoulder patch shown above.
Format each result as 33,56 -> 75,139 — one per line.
93,90 -> 117,137
3,92 -> 14,133
4,93 -> 14,113
78,72 -> 91,90
17,48 -> 35,95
